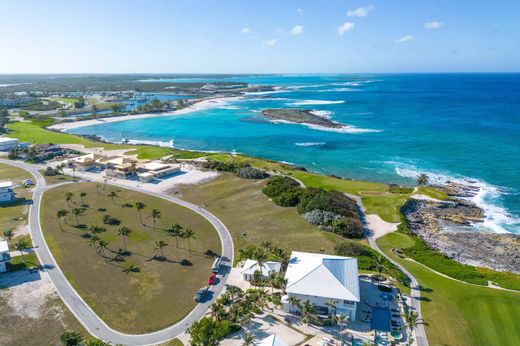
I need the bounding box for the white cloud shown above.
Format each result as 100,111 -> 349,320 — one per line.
291,25 -> 304,35
395,35 -> 418,43
347,5 -> 374,17
240,27 -> 251,34
337,22 -> 355,36
263,38 -> 278,46
297,8 -> 303,15
425,21 -> 444,29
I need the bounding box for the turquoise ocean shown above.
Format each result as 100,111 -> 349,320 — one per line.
70,74 -> 520,234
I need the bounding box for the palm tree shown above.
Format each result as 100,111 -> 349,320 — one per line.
88,235 -> 100,254
123,264 -> 140,273
375,255 -> 385,281
79,191 -> 87,206
56,209 -> 69,230
242,333 -> 254,346
268,271 -> 278,294
103,178 -> 108,190
404,310 -> 419,344
301,300 -> 315,325
108,191 -> 118,203
287,295 -> 301,312
260,241 -> 272,249
89,225 -> 106,235
416,173 -> 429,186
98,239 -> 109,262
135,201 -> 146,224
166,223 -> 183,247
65,192 -> 74,207
13,238 -> 30,265
334,313 -> 348,344
71,207 -> 85,226
118,227 -> 131,252
3,229 -> 14,245
154,240 -> 168,258
326,299 -> 338,315
182,228 -> 195,253
148,209 -> 161,231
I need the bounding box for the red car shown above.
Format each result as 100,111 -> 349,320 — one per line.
208,273 -> 217,285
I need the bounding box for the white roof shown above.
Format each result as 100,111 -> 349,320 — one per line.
142,161 -> 170,171
285,251 -> 360,302
0,137 -> 19,143
0,240 -> 9,253
241,259 -> 281,276
256,334 -> 288,346
0,181 -> 13,188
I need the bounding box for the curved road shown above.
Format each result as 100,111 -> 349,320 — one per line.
0,158 -> 234,346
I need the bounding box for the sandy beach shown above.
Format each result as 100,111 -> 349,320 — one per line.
47,96 -> 243,132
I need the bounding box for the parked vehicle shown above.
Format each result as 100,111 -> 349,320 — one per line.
211,256 -> 221,274
193,287 -> 207,302
208,273 -> 217,285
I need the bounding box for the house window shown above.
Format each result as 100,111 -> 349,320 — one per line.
343,300 -> 354,305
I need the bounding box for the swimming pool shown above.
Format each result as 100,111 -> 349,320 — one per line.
371,307 -> 391,331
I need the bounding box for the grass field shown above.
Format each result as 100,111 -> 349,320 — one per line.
6,121 -> 201,160
377,232 -> 520,346
40,182 -> 221,333
49,97 -> 80,105
39,170 -> 76,185
0,163 -> 33,234
178,173 -> 343,256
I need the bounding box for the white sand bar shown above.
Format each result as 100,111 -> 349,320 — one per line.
48,96 -> 243,132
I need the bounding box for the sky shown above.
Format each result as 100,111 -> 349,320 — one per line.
0,0 -> 519,74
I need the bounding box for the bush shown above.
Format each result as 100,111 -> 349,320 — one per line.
262,176 -> 300,198
389,184 -> 414,194
236,166 -> 269,179
187,317 -> 241,346
302,209 -> 340,226
102,215 -> 121,226
297,188 -> 358,218
334,240 -> 372,257
272,187 -> 303,207
333,217 -> 364,238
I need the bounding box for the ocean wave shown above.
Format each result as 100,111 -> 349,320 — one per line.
318,87 -> 358,92
267,118 -> 381,133
394,164 -> 519,234
286,99 -> 345,106
309,110 -> 333,119
126,139 -> 174,148
294,142 -> 326,147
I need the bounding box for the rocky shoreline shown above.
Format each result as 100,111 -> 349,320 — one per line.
405,186 -> 520,274
261,108 -> 344,128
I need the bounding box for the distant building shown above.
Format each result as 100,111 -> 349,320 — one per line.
0,240 -> 10,273
282,251 -> 360,321
100,156 -> 138,178
241,259 -> 282,281
136,161 -> 181,182
0,181 -> 14,203
0,137 -> 21,151
63,153 -> 102,171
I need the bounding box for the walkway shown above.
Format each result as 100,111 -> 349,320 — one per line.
0,158 -> 234,346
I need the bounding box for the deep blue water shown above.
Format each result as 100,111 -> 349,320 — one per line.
70,74 -> 520,233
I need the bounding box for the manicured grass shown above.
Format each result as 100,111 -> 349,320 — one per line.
0,163 -> 33,232
361,194 -> 409,223
7,121 -> 177,159
178,173 -> 343,256
7,252 -> 39,272
39,170 -> 76,185
417,186 -> 448,200
40,182 -> 221,333
377,232 -> 520,346
49,97 -> 80,105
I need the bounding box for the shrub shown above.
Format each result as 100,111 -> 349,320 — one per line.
262,176 -> 300,198
187,317 -> 241,346
102,215 -> 121,226
272,187 -> 302,207
297,188 -> 358,218
333,217 -> 364,238
389,184 -> 414,194
334,240 -> 372,257
302,209 -> 340,226
236,166 -> 269,179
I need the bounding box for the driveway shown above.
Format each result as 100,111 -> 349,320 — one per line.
0,158 -> 234,345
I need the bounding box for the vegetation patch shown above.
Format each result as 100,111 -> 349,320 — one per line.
40,182 -> 221,333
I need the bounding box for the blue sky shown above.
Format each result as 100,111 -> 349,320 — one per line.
0,0 -> 519,73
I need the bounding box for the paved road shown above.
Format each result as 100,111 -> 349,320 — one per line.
0,158 -> 234,346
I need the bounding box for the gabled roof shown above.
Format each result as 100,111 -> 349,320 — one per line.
241,259 -> 281,276
256,334 -> 288,346
285,251 -> 360,302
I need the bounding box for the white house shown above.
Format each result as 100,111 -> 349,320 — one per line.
137,161 -> 181,182
241,259 -> 281,281
0,240 -> 10,273
0,137 -> 20,151
282,251 -> 360,321
256,334 -> 288,346
0,181 -> 14,203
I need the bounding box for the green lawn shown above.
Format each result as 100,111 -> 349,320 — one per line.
417,186 -> 449,200
39,170 -> 76,185
6,121 -> 191,159
49,97 -> 80,105
0,163 -> 33,233
40,182 -> 221,333
6,252 -> 39,272
377,232 -> 520,346
178,173 -> 344,256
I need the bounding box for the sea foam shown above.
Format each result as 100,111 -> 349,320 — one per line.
287,99 -> 345,106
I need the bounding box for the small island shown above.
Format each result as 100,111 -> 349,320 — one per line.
261,108 -> 344,129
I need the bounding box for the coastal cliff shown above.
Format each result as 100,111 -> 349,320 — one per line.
404,196 -> 520,274
261,108 -> 344,128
